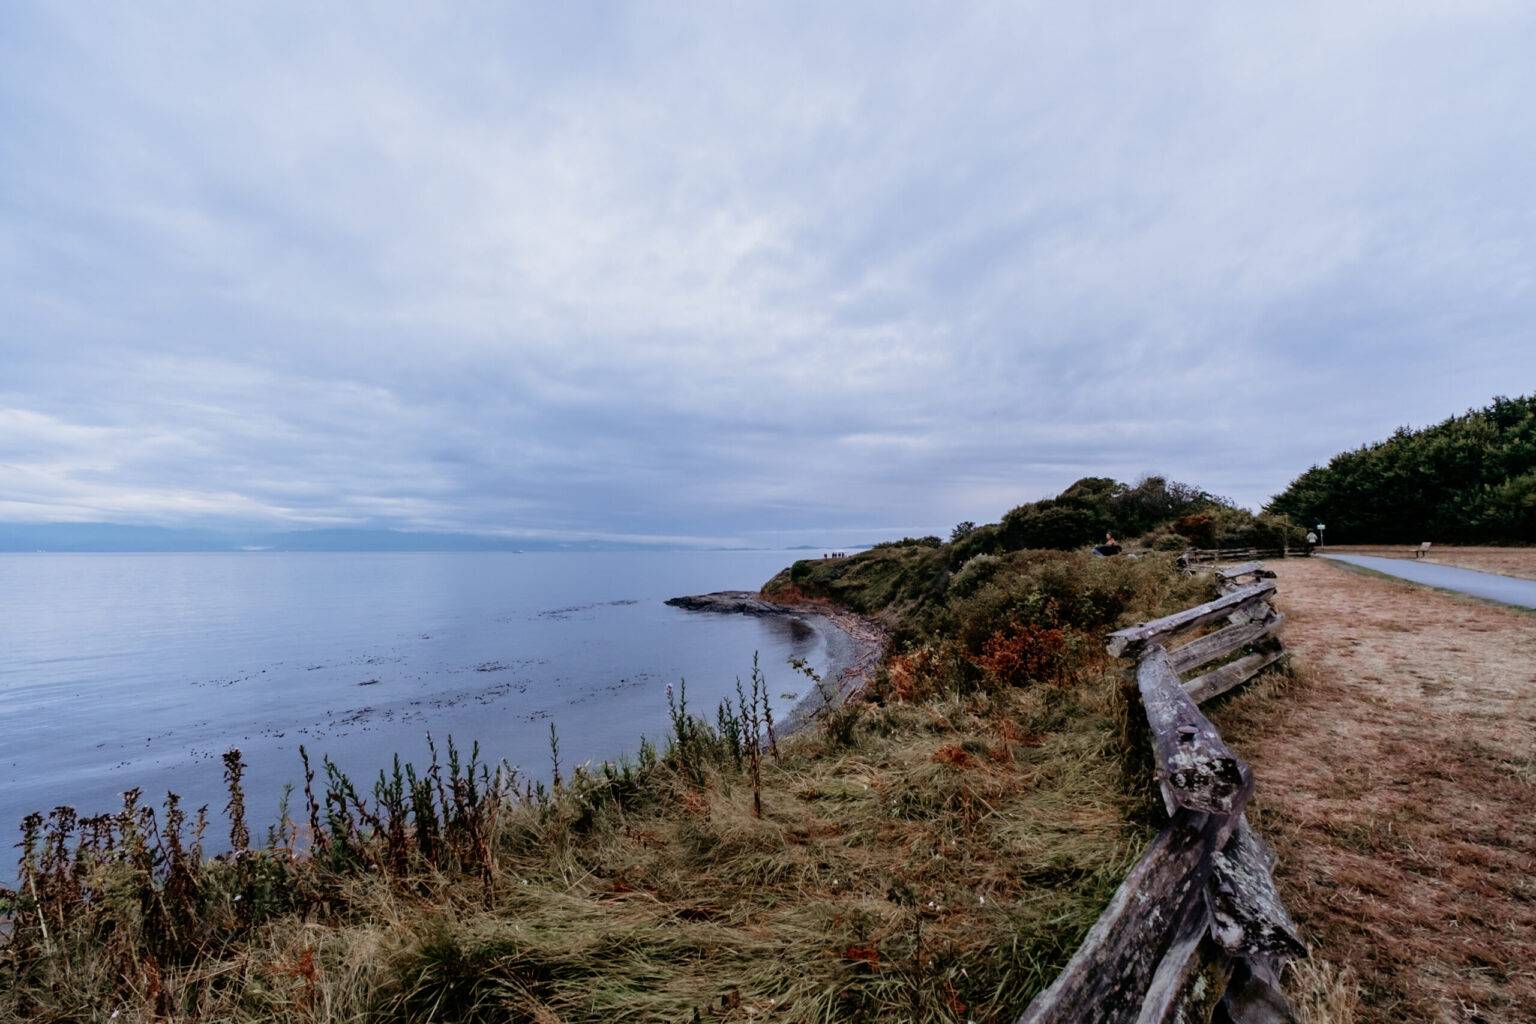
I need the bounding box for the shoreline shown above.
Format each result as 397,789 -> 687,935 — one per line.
664,591 -> 888,735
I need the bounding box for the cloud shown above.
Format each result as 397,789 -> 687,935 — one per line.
3,2 -> 1534,544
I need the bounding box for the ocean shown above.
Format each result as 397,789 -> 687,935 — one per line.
0,550 -> 831,861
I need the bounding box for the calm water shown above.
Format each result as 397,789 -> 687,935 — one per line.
0,551 -> 826,858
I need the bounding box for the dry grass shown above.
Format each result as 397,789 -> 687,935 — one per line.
1208,558 -> 1536,1023
1290,957 -> 1360,1024
0,670 -> 1157,1023
1327,544 -> 1536,582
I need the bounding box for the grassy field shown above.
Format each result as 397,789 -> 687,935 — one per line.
1,548 -> 1213,1023
1212,557 -> 1536,1023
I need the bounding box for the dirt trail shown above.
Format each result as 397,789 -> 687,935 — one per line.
1210,558 -> 1536,1023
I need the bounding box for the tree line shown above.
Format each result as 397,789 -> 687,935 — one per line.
1266,394 -> 1536,544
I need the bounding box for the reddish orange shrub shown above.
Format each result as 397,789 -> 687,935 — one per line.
1173,511 -> 1216,547
884,646 -> 943,702
931,744 -> 974,767
973,623 -> 1075,688
842,944 -> 880,967
761,582 -> 814,604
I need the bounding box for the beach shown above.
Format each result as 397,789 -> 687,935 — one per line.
664,590 -> 889,734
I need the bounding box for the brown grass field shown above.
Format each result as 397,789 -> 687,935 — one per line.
1325,544 -> 1536,582
1212,557 -> 1536,1023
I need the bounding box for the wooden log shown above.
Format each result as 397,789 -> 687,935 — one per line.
1208,816 -> 1306,959
1015,811 -> 1224,1024
1184,643 -> 1287,705
1217,562 -> 1277,582
1106,582 -> 1277,657
1228,599 -> 1277,624
1192,548 -> 1285,563
1168,614 -> 1284,675
1136,888 -> 1211,1024
1214,955 -> 1296,1024
1138,646 -> 1251,815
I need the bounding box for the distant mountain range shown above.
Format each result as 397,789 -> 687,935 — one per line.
3,523 -> 602,552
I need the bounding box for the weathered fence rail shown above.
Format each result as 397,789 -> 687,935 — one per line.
1183,546 -> 1306,564
1017,561 -> 1301,1024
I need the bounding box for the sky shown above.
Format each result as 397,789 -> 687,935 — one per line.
3,3 -> 1535,548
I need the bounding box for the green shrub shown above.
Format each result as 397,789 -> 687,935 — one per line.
945,551 -> 1211,658
997,476 -> 1225,552
947,522 -> 1003,566
1144,531 -> 1188,552
765,544 -> 949,619
948,553 -> 1004,598
870,536 -> 943,549
1000,501 -> 1102,550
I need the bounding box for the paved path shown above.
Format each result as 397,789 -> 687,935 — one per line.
1323,553 -> 1536,609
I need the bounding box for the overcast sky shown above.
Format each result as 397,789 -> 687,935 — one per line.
3,3 -> 1534,546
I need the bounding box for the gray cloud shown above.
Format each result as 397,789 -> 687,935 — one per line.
3,2 -> 1535,545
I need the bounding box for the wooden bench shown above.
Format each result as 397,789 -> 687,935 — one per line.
1415,541 -> 1432,559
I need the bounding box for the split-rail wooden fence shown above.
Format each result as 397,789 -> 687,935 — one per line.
1182,547 -> 1307,564
1016,561 -> 1304,1024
